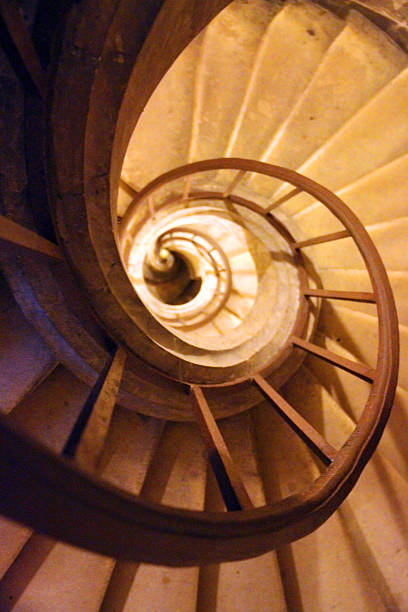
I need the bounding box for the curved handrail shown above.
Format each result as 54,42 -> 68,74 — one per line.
0,160 -> 399,565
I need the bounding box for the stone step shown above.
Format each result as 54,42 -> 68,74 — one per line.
196,411 -> 287,611
109,421 -> 206,611
0,518 -> 31,582
251,10 -> 407,195
294,152 -> 408,231
302,217 -> 408,272
316,268 -> 408,325
273,66 -> 408,215
225,1 -> 342,164
120,33 -> 203,212
96,407 -> 163,496
6,365 -> 90,452
252,383 -> 387,611
284,365 -> 408,611
188,0 -> 274,163
0,536 -> 113,612
5,364 -> 96,450
306,332 -> 408,483
318,301 -> 408,390
0,273 -> 57,415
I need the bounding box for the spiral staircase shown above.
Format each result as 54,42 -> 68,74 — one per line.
0,0 -> 408,609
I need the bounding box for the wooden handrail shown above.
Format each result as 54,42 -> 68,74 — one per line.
0,158 -> 398,565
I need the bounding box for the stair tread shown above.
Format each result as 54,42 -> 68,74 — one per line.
295,152 -> 408,230
200,412 -> 287,611
215,552 -> 288,612
109,422 -> 206,610
253,9 -> 407,196
283,365 -> 408,610
274,66 -> 408,214
286,510 -> 388,612
0,518 -> 31,582
254,371 -> 395,610
97,408 -> 162,496
120,35 -> 203,215
225,2 -> 342,163
318,301 -> 408,389
188,0 -> 274,163
314,268 -> 408,325
0,540 -> 114,612
6,366 -> 90,453
308,332 -> 408,484
304,216 -> 408,272
0,274 -> 57,415
121,565 -> 199,612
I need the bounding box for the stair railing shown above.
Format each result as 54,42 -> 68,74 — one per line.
0,159 -> 399,565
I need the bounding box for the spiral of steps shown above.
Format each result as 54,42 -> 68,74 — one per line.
0,0 -> 408,610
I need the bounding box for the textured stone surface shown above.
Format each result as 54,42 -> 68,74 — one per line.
254,9 -> 407,194
0,0 -> 407,608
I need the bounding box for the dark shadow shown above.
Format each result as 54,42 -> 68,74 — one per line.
0,534 -> 56,612
256,419 -> 307,612
196,563 -> 221,612
250,399 -> 321,611
383,388 -> 408,479
338,501 -> 399,610
97,421 -> 181,611
196,464 -> 223,612
99,561 -> 141,612
320,300 -> 376,365
275,546 -> 305,612
371,453 -> 408,543
304,345 -> 370,423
